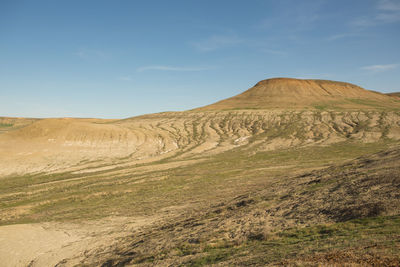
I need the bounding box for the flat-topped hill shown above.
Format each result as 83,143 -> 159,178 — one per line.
1,78 -> 400,176
198,78 -> 400,110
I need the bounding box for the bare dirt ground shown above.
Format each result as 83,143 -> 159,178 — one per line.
1,79 -> 400,266
0,214 -> 175,267
0,223 -> 83,267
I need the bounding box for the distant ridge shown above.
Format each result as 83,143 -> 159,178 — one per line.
198,78 -> 400,110
387,92 -> 400,98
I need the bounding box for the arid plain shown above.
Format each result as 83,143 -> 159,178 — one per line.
1,78 -> 400,266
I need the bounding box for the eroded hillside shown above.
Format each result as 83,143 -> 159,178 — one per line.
1,78 -> 400,266
1,110 -> 400,177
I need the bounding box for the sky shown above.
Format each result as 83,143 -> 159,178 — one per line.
1,0 -> 400,118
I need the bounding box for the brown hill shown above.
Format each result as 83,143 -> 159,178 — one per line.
0,117 -> 38,134
1,109 -> 400,176
1,78 -> 400,176
198,78 -> 400,110
387,92 -> 400,98
1,79 -> 400,266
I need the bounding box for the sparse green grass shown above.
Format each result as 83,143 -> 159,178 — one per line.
346,98 -> 385,108
185,215 -> 400,266
0,123 -> 13,128
313,105 -> 328,111
1,139 -> 398,225
1,112 -> 399,265
187,245 -> 238,266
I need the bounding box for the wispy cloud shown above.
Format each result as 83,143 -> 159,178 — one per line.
137,65 -> 213,72
245,38 -> 288,55
191,34 -> 287,56
352,0 -> 400,27
255,0 -> 323,33
361,63 -> 399,72
117,76 -> 132,81
376,12 -> 400,23
326,33 -> 356,41
258,14 -> 320,32
75,48 -> 107,59
378,0 -> 400,11
192,34 -> 243,52
325,32 -> 370,41
351,17 -> 376,27
260,48 -> 288,56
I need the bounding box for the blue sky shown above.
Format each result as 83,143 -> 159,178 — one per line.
1,0 -> 400,118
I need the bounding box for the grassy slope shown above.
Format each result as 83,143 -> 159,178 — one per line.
187,216 -> 400,266
0,140 -> 397,226
1,109 -> 400,265
96,144 -> 400,266
1,140 -> 399,266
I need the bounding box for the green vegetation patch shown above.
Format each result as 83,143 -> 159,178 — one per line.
0,123 -> 13,128
185,215 -> 400,266
346,98 -> 388,109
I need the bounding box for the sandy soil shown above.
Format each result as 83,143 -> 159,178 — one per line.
1,110 -> 399,177
0,216 -> 159,267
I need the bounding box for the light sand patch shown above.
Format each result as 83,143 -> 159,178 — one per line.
0,216 -> 159,267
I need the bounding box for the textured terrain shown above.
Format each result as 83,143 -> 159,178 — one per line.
200,78 -> 400,110
1,110 -> 400,177
0,78 -> 400,266
387,92 -> 400,99
84,146 -> 400,266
